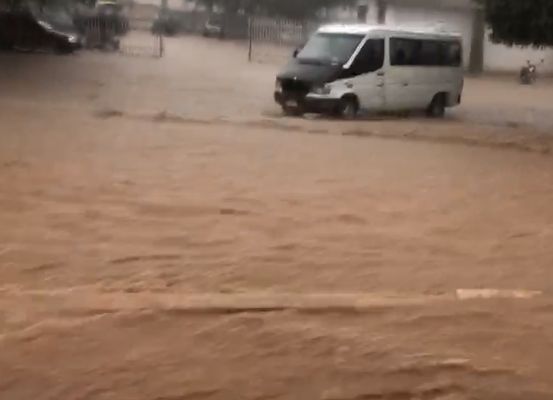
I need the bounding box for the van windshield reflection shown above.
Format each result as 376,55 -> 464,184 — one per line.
297,33 -> 364,65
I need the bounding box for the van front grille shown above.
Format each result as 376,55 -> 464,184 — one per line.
280,78 -> 310,95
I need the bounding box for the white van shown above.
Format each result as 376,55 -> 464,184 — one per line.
274,24 -> 464,118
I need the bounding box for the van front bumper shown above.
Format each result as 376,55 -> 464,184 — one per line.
275,91 -> 341,113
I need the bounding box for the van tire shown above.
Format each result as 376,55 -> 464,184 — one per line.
339,96 -> 359,120
427,93 -> 446,118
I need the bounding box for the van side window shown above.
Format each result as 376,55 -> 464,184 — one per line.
350,39 -> 385,75
390,38 -> 419,66
420,41 -> 442,65
390,38 -> 462,67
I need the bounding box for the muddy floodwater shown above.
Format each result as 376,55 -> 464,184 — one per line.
1,37 -> 553,399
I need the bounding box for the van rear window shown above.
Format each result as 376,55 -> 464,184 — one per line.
390,38 -> 462,67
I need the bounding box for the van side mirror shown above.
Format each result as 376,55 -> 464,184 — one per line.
293,48 -> 299,58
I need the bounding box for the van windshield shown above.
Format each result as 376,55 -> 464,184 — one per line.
297,33 -> 364,65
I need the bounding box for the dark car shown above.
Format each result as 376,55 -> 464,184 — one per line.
0,10 -> 82,54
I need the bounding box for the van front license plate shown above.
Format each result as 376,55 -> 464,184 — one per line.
285,99 -> 298,108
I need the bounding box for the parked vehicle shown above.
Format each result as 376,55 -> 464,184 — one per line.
203,13 -> 225,38
95,0 -> 129,35
274,25 -> 464,118
0,10 -> 82,54
73,0 -> 129,52
520,59 -> 544,85
74,0 -> 129,38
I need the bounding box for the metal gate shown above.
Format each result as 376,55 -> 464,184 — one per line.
78,14 -> 163,58
248,16 -> 317,64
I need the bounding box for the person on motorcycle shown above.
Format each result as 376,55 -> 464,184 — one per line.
520,59 -> 544,85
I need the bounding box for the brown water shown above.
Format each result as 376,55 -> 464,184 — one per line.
1,37 -> 553,399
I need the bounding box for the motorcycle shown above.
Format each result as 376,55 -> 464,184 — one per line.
520,59 -> 544,85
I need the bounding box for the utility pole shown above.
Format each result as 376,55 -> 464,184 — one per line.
469,6 -> 485,74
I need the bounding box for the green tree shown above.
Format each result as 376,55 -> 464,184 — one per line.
259,0 -> 355,20
198,0 -> 356,20
479,0 -> 553,47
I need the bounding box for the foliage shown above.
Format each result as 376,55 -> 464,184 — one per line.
479,0 -> 553,47
199,0 -> 357,20
1,0 -> 91,11
259,0 -> 356,19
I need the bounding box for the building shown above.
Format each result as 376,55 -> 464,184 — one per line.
325,0 -> 553,74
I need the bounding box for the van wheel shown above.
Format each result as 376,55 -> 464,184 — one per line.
340,96 -> 358,120
427,94 -> 446,118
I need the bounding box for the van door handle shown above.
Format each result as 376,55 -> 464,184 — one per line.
377,71 -> 385,76
402,82 -> 409,87
377,83 -> 384,87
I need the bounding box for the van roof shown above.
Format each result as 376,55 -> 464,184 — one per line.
318,24 -> 462,39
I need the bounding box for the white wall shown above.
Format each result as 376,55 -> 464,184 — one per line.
323,0 -> 379,24
325,5 -> 358,22
385,5 -> 474,69
483,33 -> 553,74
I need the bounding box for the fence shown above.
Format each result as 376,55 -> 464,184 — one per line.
248,17 -> 318,64
77,14 -> 163,58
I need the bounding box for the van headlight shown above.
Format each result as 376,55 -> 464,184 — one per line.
312,84 -> 331,95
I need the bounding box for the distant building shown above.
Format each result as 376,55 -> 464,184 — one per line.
324,0 -> 553,74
